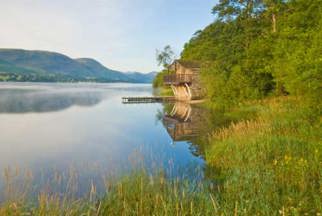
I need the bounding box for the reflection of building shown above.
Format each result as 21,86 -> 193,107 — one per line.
162,102 -> 200,141
163,60 -> 204,101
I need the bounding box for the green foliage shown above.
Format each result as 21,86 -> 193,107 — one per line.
181,0 -> 321,107
156,45 -> 175,69
272,0 -> 322,103
152,69 -> 167,88
152,70 -> 174,96
153,45 -> 176,92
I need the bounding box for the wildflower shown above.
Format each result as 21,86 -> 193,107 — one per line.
297,158 -> 308,167
273,159 -> 278,166
284,155 -> 292,164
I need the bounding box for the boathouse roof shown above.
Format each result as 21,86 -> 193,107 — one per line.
170,60 -> 200,69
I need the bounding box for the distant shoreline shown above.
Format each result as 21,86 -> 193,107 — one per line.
0,81 -> 153,85
0,80 -> 152,83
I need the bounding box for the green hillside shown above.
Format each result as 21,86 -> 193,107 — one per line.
75,58 -> 132,82
0,49 -> 155,83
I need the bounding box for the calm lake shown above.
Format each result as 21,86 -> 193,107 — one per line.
0,82 -> 209,199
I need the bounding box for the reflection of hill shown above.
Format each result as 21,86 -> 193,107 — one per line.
0,89 -> 105,113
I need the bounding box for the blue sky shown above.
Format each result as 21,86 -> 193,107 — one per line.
0,0 -> 217,72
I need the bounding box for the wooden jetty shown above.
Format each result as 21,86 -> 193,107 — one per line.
122,96 -> 175,104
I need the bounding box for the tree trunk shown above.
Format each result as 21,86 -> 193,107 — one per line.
272,13 -> 277,33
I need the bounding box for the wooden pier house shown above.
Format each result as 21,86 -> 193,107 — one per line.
164,60 -> 204,101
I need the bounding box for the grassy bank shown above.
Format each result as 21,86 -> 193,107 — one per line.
0,172 -> 215,216
0,97 -> 321,215
206,97 -> 321,215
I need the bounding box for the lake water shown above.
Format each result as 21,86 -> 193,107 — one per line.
0,82 -> 207,198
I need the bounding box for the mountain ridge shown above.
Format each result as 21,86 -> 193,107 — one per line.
0,49 -> 155,83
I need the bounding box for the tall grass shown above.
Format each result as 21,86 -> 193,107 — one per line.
206,97 -> 322,215
0,171 -> 217,216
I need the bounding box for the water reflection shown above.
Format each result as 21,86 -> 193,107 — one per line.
0,89 -> 105,113
0,82 -> 153,113
0,83 -> 205,200
162,102 -> 200,141
162,102 -> 212,157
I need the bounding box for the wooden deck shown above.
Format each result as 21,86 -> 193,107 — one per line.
163,74 -> 193,85
122,96 -> 175,104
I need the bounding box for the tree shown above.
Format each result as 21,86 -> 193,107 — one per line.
155,0 -> 321,106
156,45 -> 175,69
263,0 -> 285,33
212,0 -> 263,21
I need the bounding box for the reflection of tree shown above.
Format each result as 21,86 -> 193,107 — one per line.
0,89 -> 105,113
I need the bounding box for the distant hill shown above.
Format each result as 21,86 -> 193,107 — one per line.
125,71 -> 157,83
0,49 -> 155,83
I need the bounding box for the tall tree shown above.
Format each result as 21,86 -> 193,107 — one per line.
170,0 -> 321,105
263,0 -> 285,33
212,0 -> 263,21
156,45 -> 175,69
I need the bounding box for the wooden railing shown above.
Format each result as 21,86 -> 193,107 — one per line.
164,74 -> 193,85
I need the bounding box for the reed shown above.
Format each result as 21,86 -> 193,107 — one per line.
0,171 -> 217,216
